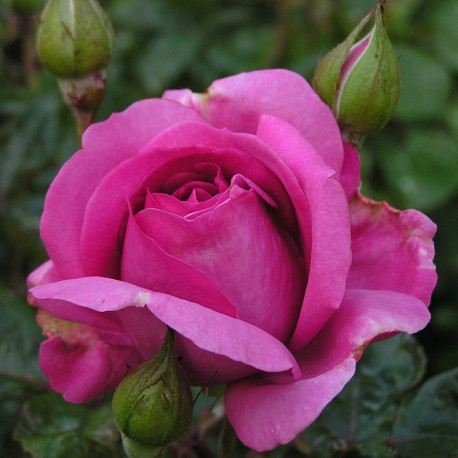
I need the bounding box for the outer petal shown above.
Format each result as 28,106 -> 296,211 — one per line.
348,194 -> 437,305
296,289 -> 431,379
163,69 -> 344,175
256,115 -> 352,349
27,260 -> 62,287
36,309 -> 141,403
225,288 -> 430,452
29,277 -> 301,381
225,359 -> 356,452
41,99 -> 205,278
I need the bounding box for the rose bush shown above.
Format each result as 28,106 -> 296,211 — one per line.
27,70 -> 437,451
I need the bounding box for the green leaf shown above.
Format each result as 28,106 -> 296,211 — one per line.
379,129 -> 458,211
394,44 -> 452,122
204,24 -> 276,75
0,288 -> 48,455
390,368 -> 458,458
446,100 -> 458,141
431,0 -> 458,72
111,0 -> 179,33
14,392 -> 122,458
136,32 -> 202,95
309,335 -> 426,444
0,287 -> 45,383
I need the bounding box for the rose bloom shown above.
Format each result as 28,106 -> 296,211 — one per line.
28,70 -> 436,451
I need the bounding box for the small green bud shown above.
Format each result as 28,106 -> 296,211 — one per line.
313,2 -> 401,146
112,330 -> 193,457
36,0 -> 114,78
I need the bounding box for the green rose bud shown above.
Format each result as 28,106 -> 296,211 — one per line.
36,0 -> 114,78
312,2 -> 401,146
112,329 -> 193,458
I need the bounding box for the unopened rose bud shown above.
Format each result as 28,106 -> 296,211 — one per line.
36,0 -> 114,78
313,2 -> 401,146
112,329 -> 193,458
36,0 -> 114,142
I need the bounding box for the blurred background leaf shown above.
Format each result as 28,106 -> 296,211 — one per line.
1,0 -> 457,456
14,393 -> 122,458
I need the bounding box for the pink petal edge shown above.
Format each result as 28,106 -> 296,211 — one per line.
29,277 -> 301,380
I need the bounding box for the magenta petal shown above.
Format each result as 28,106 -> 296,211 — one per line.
174,335 -> 258,385
141,121 -> 300,234
36,310 -> 141,403
27,260 -> 62,287
224,287 -> 431,452
29,277 -> 301,379
163,69 -> 344,175
41,99 -> 205,278
121,209 -> 237,318
81,126 -> 299,277
115,307 -> 167,360
225,358 -> 356,452
297,289 -> 431,379
348,194 -> 437,305
340,143 -> 361,201
256,115 -> 352,349
135,187 -> 304,341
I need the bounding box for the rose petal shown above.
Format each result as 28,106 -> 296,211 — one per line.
41,99 -> 205,278
141,121 -> 300,228
163,69 -> 344,174
143,118 -> 349,348
115,307 -> 167,360
225,287 -> 430,452
122,208 -> 237,318
225,358 -> 356,452
135,184 -> 304,341
297,288 -> 431,379
142,121 -> 309,253
29,277 -> 301,380
256,115 -> 352,349
348,194 -> 437,305
36,309 -> 141,403
80,127 -> 298,277
340,143 -> 361,201
174,335 -> 258,385
27,260 -> 62,287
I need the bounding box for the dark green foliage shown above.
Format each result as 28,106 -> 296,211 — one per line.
14,393 -> 122,458
1,0 -> 457,456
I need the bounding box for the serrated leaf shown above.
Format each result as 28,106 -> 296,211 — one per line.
0,288 -> 49,455
390,368 -> 458,458
0,287 -> 45,382
14,392 -> 122,458
313,335 -> 426,444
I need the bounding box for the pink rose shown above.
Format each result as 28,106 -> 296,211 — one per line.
28,70 -> 436,452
